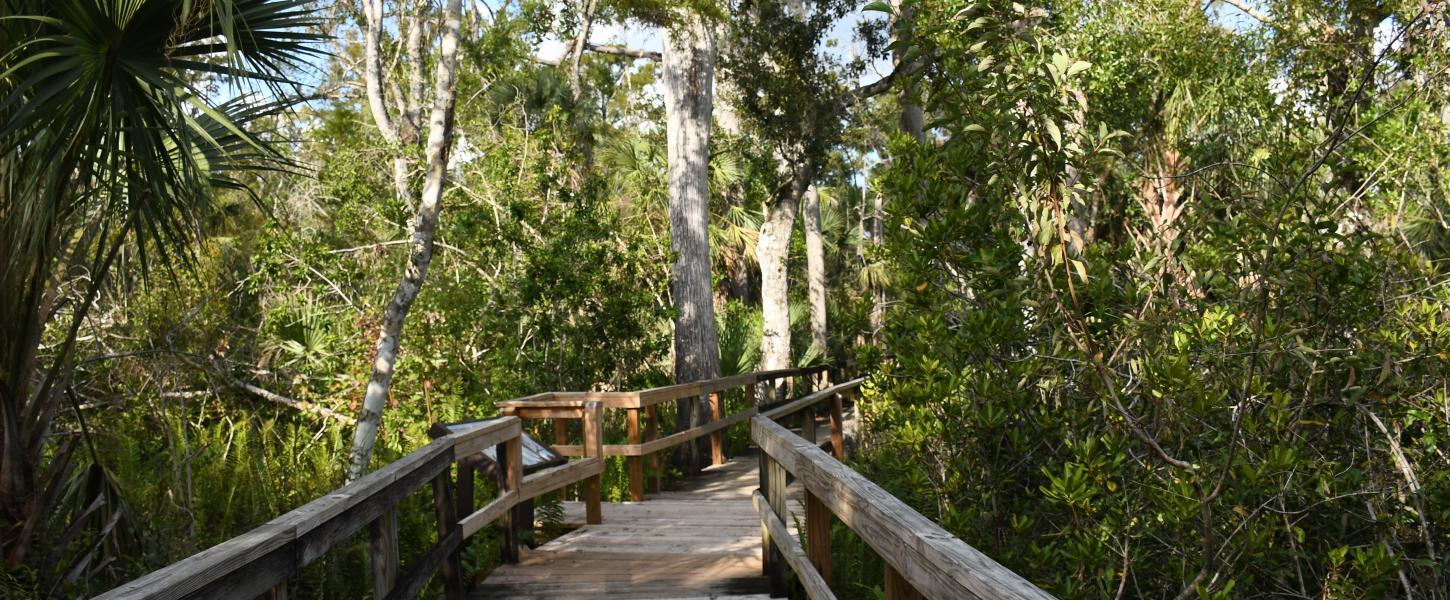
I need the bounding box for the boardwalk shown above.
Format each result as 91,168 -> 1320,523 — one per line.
471,450 -> 807,599
100,372 -> 1053,600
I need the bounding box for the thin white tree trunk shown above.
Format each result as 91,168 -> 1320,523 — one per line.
803,185 -> 827,354
663,13 -> 720,475
347,0 -> 465,482
363,0 -> 399,144
403,0 -> 426,139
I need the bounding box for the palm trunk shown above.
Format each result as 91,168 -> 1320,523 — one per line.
346,0 -> 465,482
663,13 -> 720,475
803,185 -> 827,355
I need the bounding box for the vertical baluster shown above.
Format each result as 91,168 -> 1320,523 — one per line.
709,391 -> 725,465
498,435 -> 524,563
805,490 -> 832,585
829,391 -> 845,460
801,404 -> 817,446
433,466 -> 464,599
582,401 -> 603,525
760,453 -> 788,596
645,404 -> 660,493
884,564 -> 923,600
369,510 -> 399,597
627,408 -> 645,501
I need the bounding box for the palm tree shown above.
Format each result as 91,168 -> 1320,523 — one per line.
0,0 -> 321,568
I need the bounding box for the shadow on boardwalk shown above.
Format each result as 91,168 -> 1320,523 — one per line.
470,454 -> 775,599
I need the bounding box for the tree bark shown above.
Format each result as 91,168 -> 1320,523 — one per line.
567,0 -> 599,102
362,0 -> 400,145
870,187 -> 885,343
663,12 -> 721,475
891,0 -> 925,143
759,156 -> 812,387
803,185 -> 827,355
347,0 -> 465,483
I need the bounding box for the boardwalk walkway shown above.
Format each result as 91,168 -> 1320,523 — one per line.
100,371 -> 1054,600
471,405 -> 848,600
471,456 -> 776,599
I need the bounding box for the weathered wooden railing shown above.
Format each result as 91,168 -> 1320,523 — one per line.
98,404 -> 606,600
753,378 -> 1056,600
98,366 -> 833,599
498,365 -> 835,501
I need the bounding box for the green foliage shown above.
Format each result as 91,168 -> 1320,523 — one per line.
852,0 -> 1450,597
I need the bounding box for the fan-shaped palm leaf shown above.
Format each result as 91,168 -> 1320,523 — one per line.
0,0 -> 322,570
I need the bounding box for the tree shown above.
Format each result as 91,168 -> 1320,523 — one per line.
855,0 -> 1450,595
727,0 -> 918,381
662,8 -> 722,474
346,0 -> 468,482
803,185 -> 828,354
0,0 -> 320,565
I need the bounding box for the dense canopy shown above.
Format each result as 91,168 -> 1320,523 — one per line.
1,0 -> 1447,597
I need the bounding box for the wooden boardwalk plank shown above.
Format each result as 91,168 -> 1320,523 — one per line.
470,413 -> 843,600
470,456 -> 773,600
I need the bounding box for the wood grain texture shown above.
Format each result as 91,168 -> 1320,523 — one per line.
760,378 -> 864,421
472,457 -> 771,599
97,437 -> 456,600
753,490 -> 836,600
805,491 -> 832,584
751,416 -> 1055,600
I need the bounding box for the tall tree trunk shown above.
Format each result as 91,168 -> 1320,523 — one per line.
803,185 -> 827,355
346,0 -> 465,482
663,13 -> 720,475
759,157 -> 812,390
867,0 -> 921,345
869,187 -> 885,343
891,0 -> 924,143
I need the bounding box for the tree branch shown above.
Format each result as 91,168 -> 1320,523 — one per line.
1216,0 -> 1274,27
585,43 -> 661,61
231,381 -> 353,425
836,53 -> 930,112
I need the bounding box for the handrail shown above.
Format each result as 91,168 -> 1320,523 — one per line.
100,366 -> 838,599
751,380 -> 1056,600
100,404 -> 607,600
503,364 -> 837,501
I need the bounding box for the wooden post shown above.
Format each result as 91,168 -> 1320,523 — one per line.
709,391 -> 725,465
760,453 -> 788,596
553,417 -> 568,446
746,382 -> 758,407
829,392 -> 845,460
499,436 -> 524,563
801,405 -> 817,447
456,455 -> 477,524
553,417 -> 573,499
369,510 -> 399,597
884,564 -> 923,600
582,401 -> 603,525
627,408 -> 645,501
805,490 -> 832,585
433,468 -> 465,600
645,405 -> 660,493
